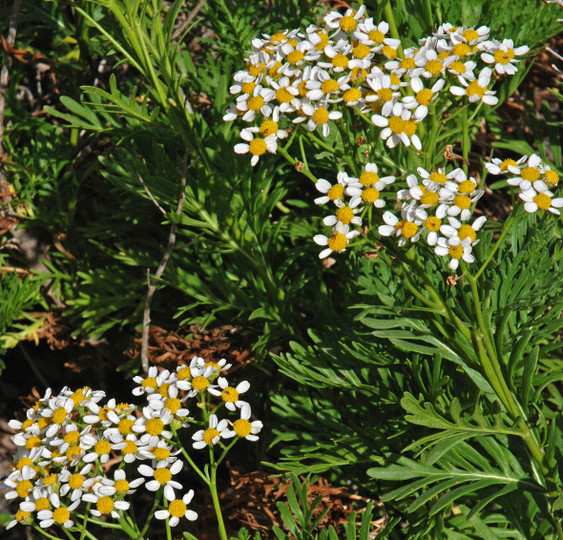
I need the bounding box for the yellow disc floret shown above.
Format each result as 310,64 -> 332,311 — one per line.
458,224 -> 477,243
327,233 -> 348,252
401,222 -> 418,239
145,418 -> 164,436
233,419 -> 252,437
533,193 -> 552,210
335,206 -> 355,224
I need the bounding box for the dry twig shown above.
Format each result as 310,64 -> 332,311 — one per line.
140,153 -> 194,371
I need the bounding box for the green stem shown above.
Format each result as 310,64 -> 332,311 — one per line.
209,447 -> 228,540
383,1 -> 404,59
461,108 -> 470,174
140,489 -> 162,537
32,525 -> 71,540
277,145 -> 318,183
474,215 -> 516,280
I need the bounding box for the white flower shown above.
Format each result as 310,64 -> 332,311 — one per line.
402,77 -> 445,120
192,414 -> 233,450
435,236 -> 475,270
378,208 -> 423,246
324,6 -> 366,33
480,38 -> 529,75
227,403 -> 263,441
314,172 -> 356,206
313,222 -> 360,259
450,67 -> 498,105
298,103 -> 342,137
138,460 -> 184,501
372,102 -> 421,150
519,183 -> 563,215
82,492 -> 131,519
155,490 -> 198,527
507,154 -> 542,187
440,216 -> 487,245
207,378 -> 250,411
36,495 -> 80,529
485,155 -> 527,176
365,73 -> 399,116
234,131 -> 277,167
322,204 -> 363,227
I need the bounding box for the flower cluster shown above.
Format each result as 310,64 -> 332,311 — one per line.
486,153 -> 562,215
379,167 -> 486,270
3,358 -> 262,533
313,163 -> 396,258
224,6 -> 528,163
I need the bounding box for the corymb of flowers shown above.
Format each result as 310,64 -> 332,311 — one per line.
3,357 -> 262,534
223,7 -> 560,273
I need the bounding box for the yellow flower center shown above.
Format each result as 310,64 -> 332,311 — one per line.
118,419 -> 134,435
221,387 -> 239,403
450,60 -> 466,74
52,407 -> 68,425
158,384 -> 170,398
453,195 -> 472,210
449,244 -> 464,258
382,46 -> 397,59
287,50 -> 304,65
458,224 -> 477,242
16,509 -> 31,523
377,88 -> 393,102
429,172 -> 447,184
403,120 -> 417,136
362,187 -> 380,203
169,499 -> 187,518
463,29 -> 480,42
37,417 -> 50,430
339,15 -> 358,32
69,473 -> 85,490
152,447 -> 171,460
114,479 -> 130,494
343,88 -> 362,103
53,507 -> 70,524
142,377 -> 157,389
203,428 -> 220,446
123,440 -> 138,455
494,48 -> 515,65
95,439 -> 111,456
353,44 -> 370,59
67,445 -> 82,461
145,418 -> 164,436
249,138 -> 267,156
16,479 -> 33,498
298,80 -> 308,97
22,419 -> 34,430
400,57 -> 415,70
425,59 -> 443,75
424,216 -> 441,231
247,96 -> 264,112
401,222 -> 419,239
534,193 -> 552,210
369,29 -> 385,44
360,171 -> 379,186
268,61 -> 282,78
466,80 -> 485,98
521,166 -> 540,182
327,184 -> 344,200
327,233 -> 348,252
420,191 -> 439,205
43,473 -> 58,486
351,67 -> 367,82
25,436 -> 42,450
36,497 -> 51,511
97,496 -> 115,515
390,74 -> 401,86
336,206 -> 355,224
247,62 -> 265,77
241,81 -> 255,95
312,106 -> 329,125
500,158 -> 517,171
191,375 -> 209,391
544,170 -> 559,186
453,43 -> 471,57
17,457 -> 34,470
458,180 -> 477,194
70,388 -> 89,405
416,89 -> 433,106
154,468 -> 172,484
321,79 -> 339,94
388,116 -> 404,134
233,419 -> 252,437
270,32 -> 286,43
314,31 -> 329,51
165,397 -> 181,414
276,87 -> 294,103
177,366 -> 191,380
332,53 -> 348,68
